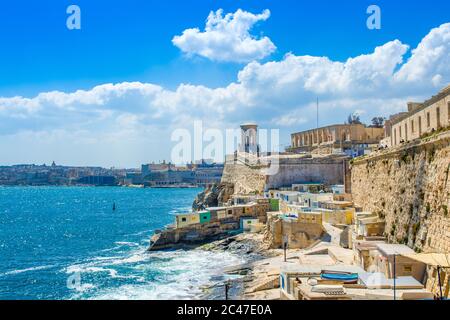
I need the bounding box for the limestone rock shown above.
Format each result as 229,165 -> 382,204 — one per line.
192,183 -> 234,211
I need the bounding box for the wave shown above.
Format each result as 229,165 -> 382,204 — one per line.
0,265 -> 55,277
70,248 -> 246,300
114,241 -> 139,246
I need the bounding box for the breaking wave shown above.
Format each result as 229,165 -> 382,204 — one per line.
65,245 -> 244,300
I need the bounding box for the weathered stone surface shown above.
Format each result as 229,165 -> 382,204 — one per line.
221,154 -> 349,195
149,221 -> 240,251
351,132 -> 450,253
263,214 -> 324,249
221,162 -> 267,195
192,183 -> 234,210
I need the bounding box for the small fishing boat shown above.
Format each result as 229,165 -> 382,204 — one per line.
321,270 -> 359,283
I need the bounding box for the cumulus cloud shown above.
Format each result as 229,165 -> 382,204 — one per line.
1,23 -> 449,166
394,23 -> 450,89
172,9 -> 276,63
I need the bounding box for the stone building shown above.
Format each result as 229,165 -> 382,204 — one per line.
264,212 -> 324,249
386,85 -> 450,147
290,124 -> 384,156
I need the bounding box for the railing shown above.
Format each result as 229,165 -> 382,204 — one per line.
225,152 -> 272,169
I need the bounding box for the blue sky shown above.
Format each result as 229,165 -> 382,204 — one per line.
0,1 -> 449,167
2,0 -> 449,96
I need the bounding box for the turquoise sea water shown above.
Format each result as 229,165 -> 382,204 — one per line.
0,186 -> 244,300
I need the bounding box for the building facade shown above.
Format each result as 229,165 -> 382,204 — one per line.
290,124 -> 384,156
386,85 -> 450,147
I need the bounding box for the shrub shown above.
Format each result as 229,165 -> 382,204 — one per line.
442,205 -> 448,217
390,224 -> 396,236
401,153 -> 409,164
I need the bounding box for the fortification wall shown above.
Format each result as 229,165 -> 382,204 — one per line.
221,155 -> 349,194
266,159 -> 346,190
351,131 -> 450,253
221,161 -> 267,195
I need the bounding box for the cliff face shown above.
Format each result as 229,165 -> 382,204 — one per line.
351,132 -> 450,253
192,183 -> 234,210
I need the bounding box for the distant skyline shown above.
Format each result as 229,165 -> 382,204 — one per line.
1,0 -> 449,167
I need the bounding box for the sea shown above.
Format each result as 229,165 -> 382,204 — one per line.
0,186 -> 245,300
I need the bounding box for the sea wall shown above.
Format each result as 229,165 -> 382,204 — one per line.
351,131 -> 450,253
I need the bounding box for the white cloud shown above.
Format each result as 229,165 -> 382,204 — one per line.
272,113 -> 308,127
1,23 -> 449,166
395,23 -> 450,87
172,9 -> 276,63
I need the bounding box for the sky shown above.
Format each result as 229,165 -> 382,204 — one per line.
0,0 -> 449,167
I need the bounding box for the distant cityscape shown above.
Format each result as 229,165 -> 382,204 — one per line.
0,160 -> 224,187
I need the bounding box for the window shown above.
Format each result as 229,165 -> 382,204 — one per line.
399,126 -> 402,138
411,120 -> 414,133
405,123 -> 408,140
228,210 -> 232,215
448,102 -> 450,120
403,265 -> 412,273
436,107 -> 441,128
427,112 -> 430,127
181,217 -> 187,222
418,116 -> 422,135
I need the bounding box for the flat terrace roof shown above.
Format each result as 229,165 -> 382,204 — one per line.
390,85 -> 450,125
376,243 -> 415,256
291,123 -> 366,136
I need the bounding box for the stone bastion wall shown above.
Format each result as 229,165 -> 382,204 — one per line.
351,131 -> 450,253
221,155 -> 349,195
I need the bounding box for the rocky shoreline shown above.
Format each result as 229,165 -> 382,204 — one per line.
198,232 -> 284,300
169,183 -> 287,300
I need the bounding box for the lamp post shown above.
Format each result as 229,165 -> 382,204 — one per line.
393,253 -> 396,301
283,235 -> 288,262
437,266 -> 443,300
224,280 -> 230,300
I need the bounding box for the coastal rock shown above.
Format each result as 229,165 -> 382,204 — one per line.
148,221 -> 240,251
192,183 -> 234,210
